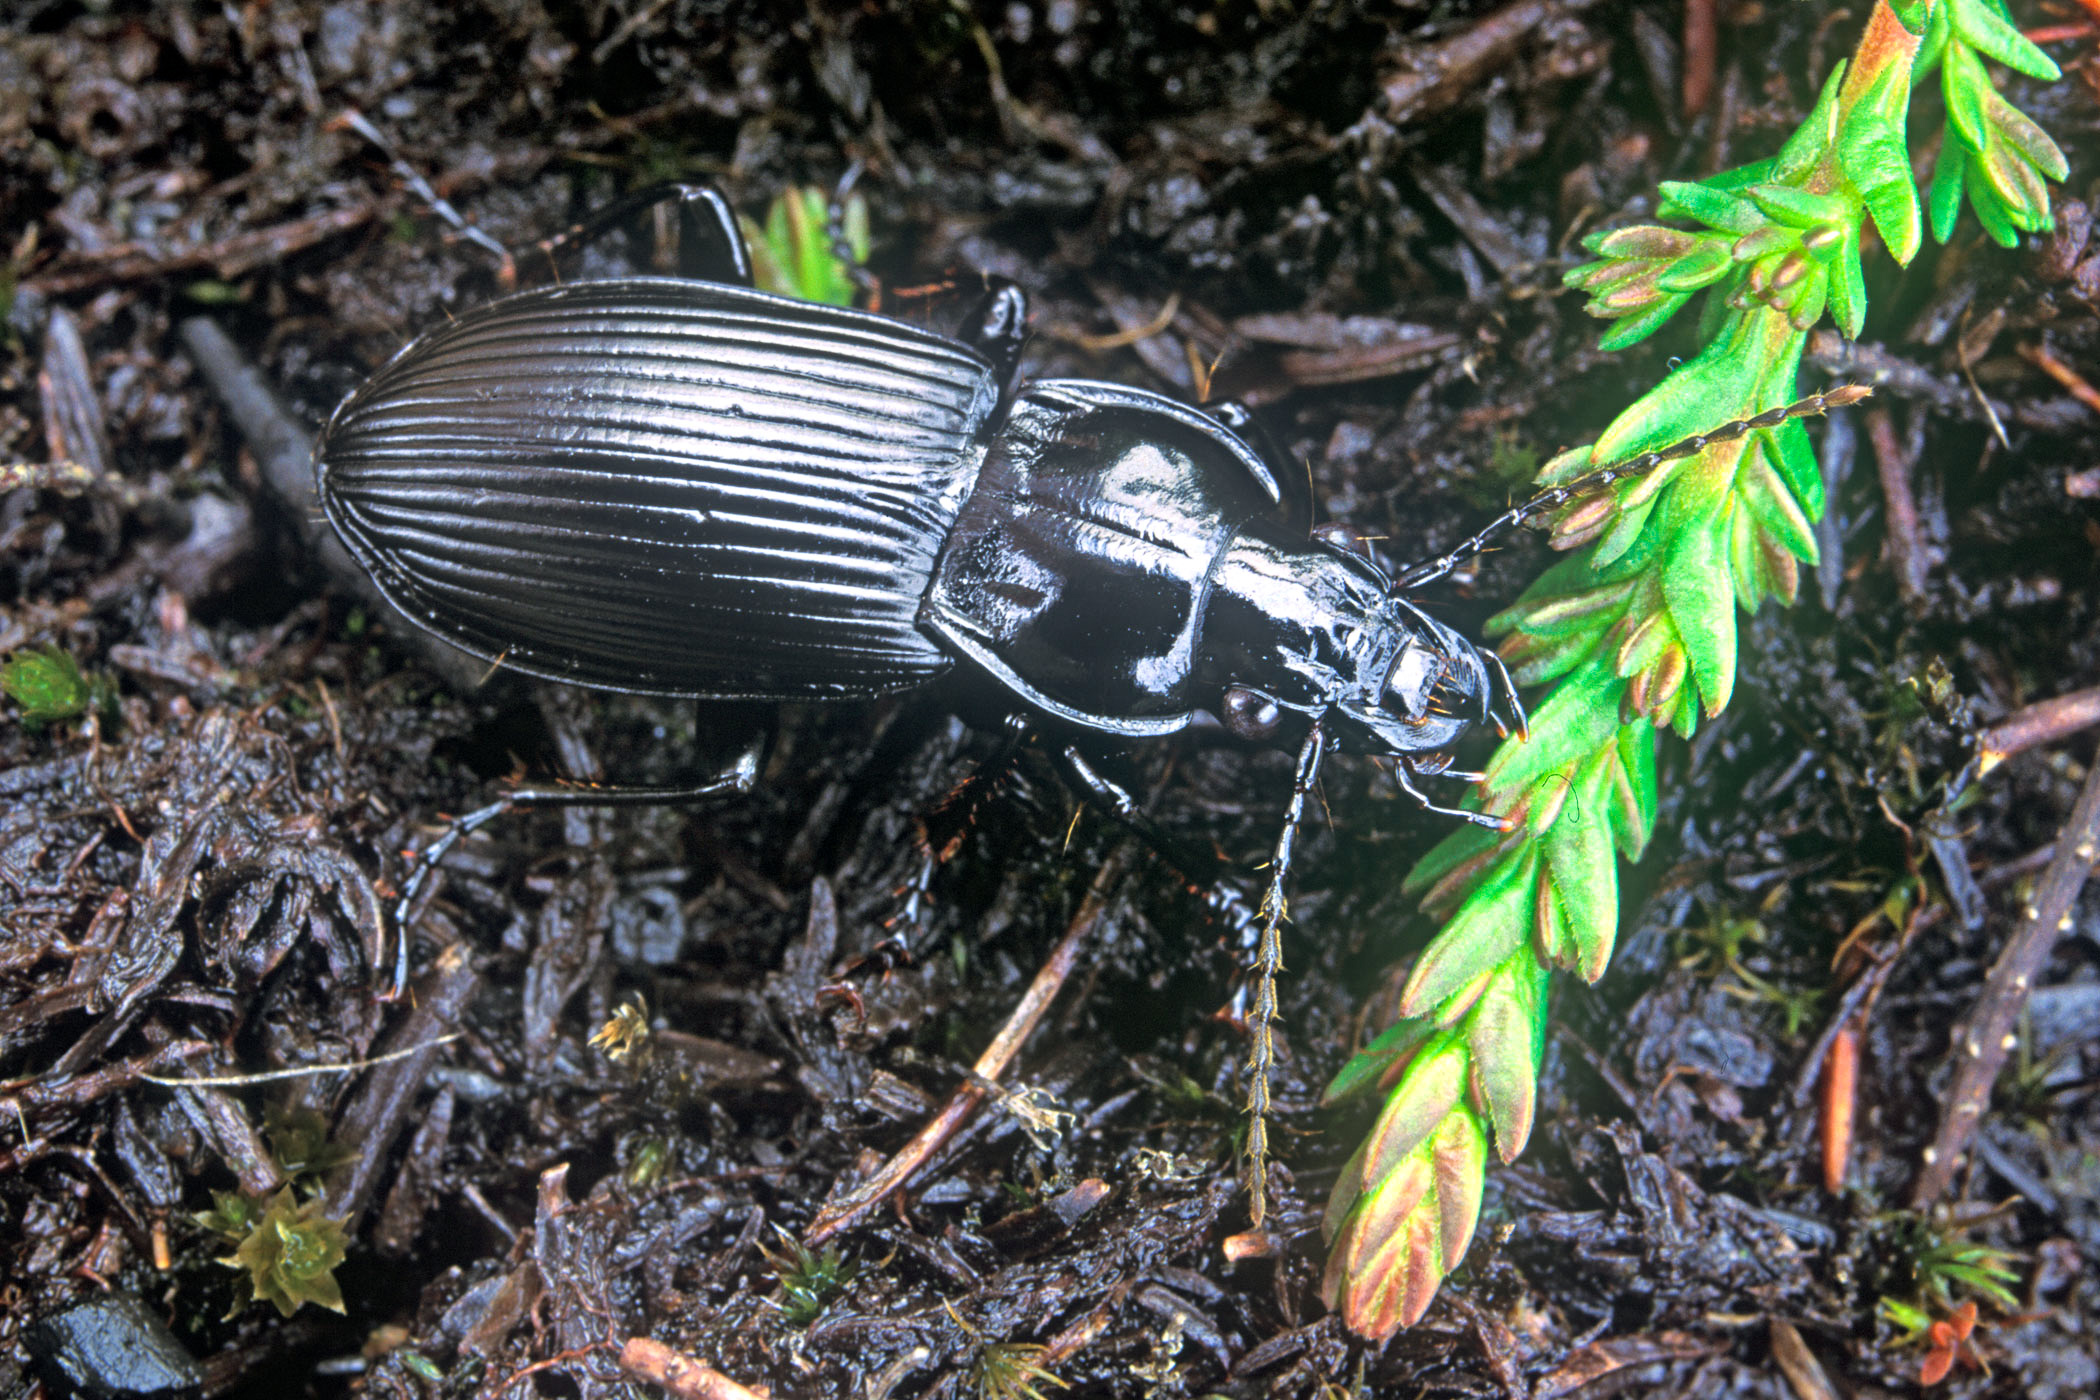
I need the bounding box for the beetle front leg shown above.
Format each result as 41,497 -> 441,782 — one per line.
390,737 -> 765,999
1393,759 -> 1509,829
1057,745 -> 1256,943
1244,717 -> 1326,1229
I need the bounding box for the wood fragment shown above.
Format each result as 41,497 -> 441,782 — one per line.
1681,0 -> 1716,118
24,205 -> 378,296
1769,1318 -> 1838,1400
1866,404 -> 1929,602
1379,0 -> 1563,126
1912,758 -> 2100,1205
619,1338 -> 769,1400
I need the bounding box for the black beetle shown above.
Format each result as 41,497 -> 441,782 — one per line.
298,180 -> 1857,1221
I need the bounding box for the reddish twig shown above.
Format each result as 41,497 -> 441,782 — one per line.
803,846 -> 1131,1245
1820,1024 -> 1859,1194
1978,685 -> 2100,776
1682,0 -> 1717,118
2018,341 -> 2100,418
1912,758 -> 2100,1206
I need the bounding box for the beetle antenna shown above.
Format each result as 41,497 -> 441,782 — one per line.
1243,718 -> 1326,1229
333,109 -> 517,286
1391,385 -> 1872,591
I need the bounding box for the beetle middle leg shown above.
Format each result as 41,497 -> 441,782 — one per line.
898,712 -> 1035,933
520,181 -> 755,286
390,736 -> 764,999
956,279 -> 1030,392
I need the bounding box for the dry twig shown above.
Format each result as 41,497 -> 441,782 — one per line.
1912,758 -> 2100,1205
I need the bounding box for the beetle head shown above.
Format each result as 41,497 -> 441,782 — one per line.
1326,600 -> 1525,762
1206,528 -> 1524,767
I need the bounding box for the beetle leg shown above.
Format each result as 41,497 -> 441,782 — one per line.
335,109 -> 516,282
521,182 -> 755,287
957,279 -> 1030,394
1244,716 -> 1325,1228
1393,760 -> 1509,829
1058,744 -> 1257,946
388,738 -> 764,999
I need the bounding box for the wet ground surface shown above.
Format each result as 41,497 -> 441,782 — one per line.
3,1 -> 2100,1396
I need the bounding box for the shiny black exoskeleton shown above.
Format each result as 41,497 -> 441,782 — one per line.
320,194 -> 1519,778
315,181 -> 1527,1223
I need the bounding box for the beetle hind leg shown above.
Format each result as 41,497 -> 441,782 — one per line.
523,182 -> 755,287
388,738 -> 764,999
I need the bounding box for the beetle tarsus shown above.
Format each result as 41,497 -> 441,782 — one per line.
336,108 -> 515,284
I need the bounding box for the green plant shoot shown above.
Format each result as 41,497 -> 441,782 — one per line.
742,186 -> 870,306
1319,0 -> 2066,1339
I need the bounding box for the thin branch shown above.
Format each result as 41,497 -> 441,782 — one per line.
803,847 -> 1131,1245
1979,685 -> 2100,774
1911,758 -> 2100,1206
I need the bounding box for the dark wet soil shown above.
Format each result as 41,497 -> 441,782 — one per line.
3,2 -> 2099,1397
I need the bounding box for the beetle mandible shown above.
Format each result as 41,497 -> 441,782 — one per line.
312,180 -> 1857,1222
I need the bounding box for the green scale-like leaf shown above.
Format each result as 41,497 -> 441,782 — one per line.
1657,180 -> 1764,236
1838,60 -> 1923,263
1400,850 -> 1538,1018
1608,719 -> 1660,859
1953,0 -> 2061,79
1540,763 -> 1621,980
1462,948 -> 1550,1158
1355,1032 -> 1467,1184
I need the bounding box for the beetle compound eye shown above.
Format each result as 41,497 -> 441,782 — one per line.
1222,686 -> 1282,740
1385,641 -> 1442,720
